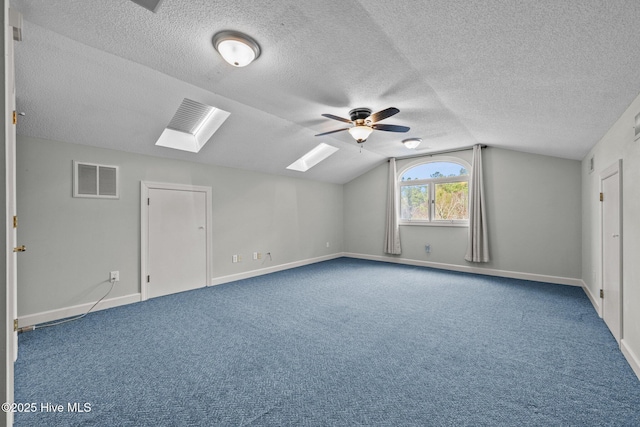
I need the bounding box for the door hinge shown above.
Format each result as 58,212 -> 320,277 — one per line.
13,215 -> 18,228
14,319 -> 18,332
147,198 -> 150,205
147,275 -> 150,283
600,289 -> 604,299
12,110 -> 17,125
599,192 -> 603,202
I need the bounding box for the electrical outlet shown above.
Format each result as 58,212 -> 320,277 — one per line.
110,271 -> 120,282
425,245 -> 431,254
232,255 -> 238,263
253,252 -> 258,260
326,242 -> 330,248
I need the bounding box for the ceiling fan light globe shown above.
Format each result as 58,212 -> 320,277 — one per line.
348,125 -> 373,143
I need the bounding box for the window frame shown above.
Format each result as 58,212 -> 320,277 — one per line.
397,157 -> 471,227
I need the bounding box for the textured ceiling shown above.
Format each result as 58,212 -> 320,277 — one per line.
10,0 -> 640,184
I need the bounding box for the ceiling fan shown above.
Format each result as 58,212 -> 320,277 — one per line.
315,107 -> 410,144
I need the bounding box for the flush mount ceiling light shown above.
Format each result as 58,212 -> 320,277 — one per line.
212,30 -> 261,67
402,138 -> 422,149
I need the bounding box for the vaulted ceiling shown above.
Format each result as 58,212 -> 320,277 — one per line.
11,0 -> 640,184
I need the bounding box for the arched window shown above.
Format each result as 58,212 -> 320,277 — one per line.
398,158 -> 470,225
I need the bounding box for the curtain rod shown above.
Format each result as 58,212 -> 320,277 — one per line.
388,144 -> 488,162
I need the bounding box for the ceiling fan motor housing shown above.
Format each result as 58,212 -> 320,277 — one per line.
349,108 -> 372,122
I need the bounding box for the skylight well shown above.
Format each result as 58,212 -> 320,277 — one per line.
155,98 -> 230,153
286,143 -> 339,172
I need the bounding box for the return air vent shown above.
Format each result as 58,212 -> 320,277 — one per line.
155,99 -> 230,153
73,161 -> 119,199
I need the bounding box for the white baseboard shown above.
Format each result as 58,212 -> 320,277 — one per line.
343,252 -> 582,286
16,253 -> 587,328
621,339 -> 640,381
18,293 -> 141,328
580,279 -> 602,317
17,254 -> 343,328
210,253 -> 344,287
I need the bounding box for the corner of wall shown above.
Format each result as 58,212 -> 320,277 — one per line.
580,279 -> 601,317
621,340 -> 640,381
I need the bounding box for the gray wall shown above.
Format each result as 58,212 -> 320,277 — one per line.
16,138 -> 584,316
17,136 -> 344,316
344,147 -> 582,280
582,91 -> 640,374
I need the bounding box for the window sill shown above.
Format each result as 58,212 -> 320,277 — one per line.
400,221 -> 469,228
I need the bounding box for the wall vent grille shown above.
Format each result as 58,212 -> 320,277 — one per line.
73,161 -> 119,199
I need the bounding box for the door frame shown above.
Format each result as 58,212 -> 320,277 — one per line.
599,159 -> 623,340
5,2 -> 17,425
140,181 -> 212,301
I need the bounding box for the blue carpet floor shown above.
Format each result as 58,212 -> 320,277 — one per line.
14,258 -> 640,426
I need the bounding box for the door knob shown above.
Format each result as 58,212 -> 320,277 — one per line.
13,245 -> 26,252
612,234 -> 620,238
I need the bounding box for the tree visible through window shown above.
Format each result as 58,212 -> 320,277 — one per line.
399,161 -> 469,224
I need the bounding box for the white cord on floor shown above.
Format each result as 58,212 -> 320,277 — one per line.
29,279 -> 117,331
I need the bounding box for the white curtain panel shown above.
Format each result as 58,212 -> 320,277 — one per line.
384,158 -> 402,255
465,145 -> 490,262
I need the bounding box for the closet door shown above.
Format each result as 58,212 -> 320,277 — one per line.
147,187 -> 208,299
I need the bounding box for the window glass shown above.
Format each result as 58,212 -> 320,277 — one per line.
399,160 -> 470,225
434,181 -> 468,220
400,184 -> 429,221
401,162 -> 468,181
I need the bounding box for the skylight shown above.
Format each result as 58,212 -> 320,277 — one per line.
155,99 -> 230,153
286,143 -> 339,172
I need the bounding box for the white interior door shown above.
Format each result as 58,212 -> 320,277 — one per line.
147,187 -> 209,299
601,161 -> 622,343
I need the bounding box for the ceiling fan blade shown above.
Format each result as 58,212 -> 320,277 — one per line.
315,128 -> 350,136
321,113 -> 352,124
371,123 -> 410,133
368,107 -> 399,123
